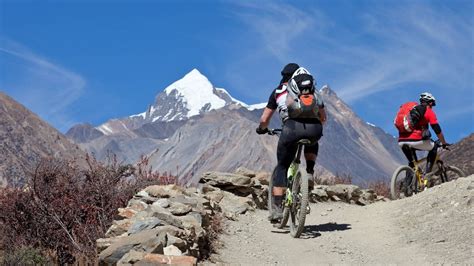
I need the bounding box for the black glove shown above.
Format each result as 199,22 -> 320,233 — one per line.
256,127 -> 269,135
442,143 -> 451,149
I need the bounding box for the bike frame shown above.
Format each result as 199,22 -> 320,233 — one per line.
409,142 -> 442,189
285,143 -> 305,206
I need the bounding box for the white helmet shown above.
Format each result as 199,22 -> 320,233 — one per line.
420,92 -> 436,106
288,67 -> 316,95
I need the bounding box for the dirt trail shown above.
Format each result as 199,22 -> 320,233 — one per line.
209,176 -> 474,265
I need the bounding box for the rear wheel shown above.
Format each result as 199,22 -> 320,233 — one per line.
268,167 -> 278,217
289,171 -> 308,238
426,165 -> 465,185
390,165 -> 415,200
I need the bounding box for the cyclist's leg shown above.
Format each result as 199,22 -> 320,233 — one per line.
302,123 -> 323,190
399,143 -> 417,194
271,122 -> 298,222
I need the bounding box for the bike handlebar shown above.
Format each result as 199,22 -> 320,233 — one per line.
267,128 -> 282,136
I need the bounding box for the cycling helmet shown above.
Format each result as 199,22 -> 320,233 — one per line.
280,63 -> 300,84
287,67 -> 315,95
420,92 -> 436,106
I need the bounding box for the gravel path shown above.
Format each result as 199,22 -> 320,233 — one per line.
208,176 -> 473,265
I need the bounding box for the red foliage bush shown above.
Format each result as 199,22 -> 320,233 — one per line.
367,180 -> 391,198
0,154 -> 176,264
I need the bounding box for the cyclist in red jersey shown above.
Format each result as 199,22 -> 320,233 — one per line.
398,92 -> 450,193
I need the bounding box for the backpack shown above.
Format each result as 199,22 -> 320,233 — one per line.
394,102 -> 426,133
285,70 -> 321,119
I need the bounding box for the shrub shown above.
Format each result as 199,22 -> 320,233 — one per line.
0,154 -> 176,264
367,180 -> 390,198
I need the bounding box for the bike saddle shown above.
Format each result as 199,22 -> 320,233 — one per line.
297,139 -> 313,145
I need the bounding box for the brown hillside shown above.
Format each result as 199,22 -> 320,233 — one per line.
441,133 -> 474,175
0,92 -> 85,187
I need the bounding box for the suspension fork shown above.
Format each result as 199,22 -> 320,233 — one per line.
286,144 -> 304,206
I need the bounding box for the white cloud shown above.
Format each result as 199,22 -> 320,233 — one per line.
230,2 -> 473,122
0,38 -> 86,131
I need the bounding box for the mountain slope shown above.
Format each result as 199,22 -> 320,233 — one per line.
0,92 -> 85,187
441,133 -> 474,175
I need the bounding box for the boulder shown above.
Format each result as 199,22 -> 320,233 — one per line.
200,172 -> 254,195
219,191 -> 255,219
166,233 -> 187,251
234,167 -> 257,178
127,217 -> 162,235
99,226 -> 183,264
141,253 -> 197,265
105,219 -> 133,238
164,245 -> 183,256
145,184 -> 185,198
154,198 -> 171,208
255,172 -> 270,186
169,202 -> 192,216
326,184 -> 361,202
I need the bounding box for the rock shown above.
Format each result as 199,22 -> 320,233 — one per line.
151,209 -> 185,229
326,184 -> 361,202
140,254 -> 197,265
164,245 -> 183,256
105,219 -> 133,237
312,188 -> 328,201
154,199 -> 171,208
204,190 -> 225,203
360,189 -> 377,201
117,250 -> 145,264
169,202 -> 192,216
127,217 -> 161,235
331,195 -> 342,201
99,226 -> 183,264
127,199 -> 148,212
97,236 -> 126,253
179,212 -> 203,229
200,172 -> 253,191
219,191 -> 254,217
255,172 -> 270,186
145,184 -> 185,198
250,186 -> 268,209
136,190 -> 149,198
235,167 -> 257,178
166,233 -> 187,251
118,208 -> 137,219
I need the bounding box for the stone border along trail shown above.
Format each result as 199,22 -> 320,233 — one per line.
209,175 -> 474,265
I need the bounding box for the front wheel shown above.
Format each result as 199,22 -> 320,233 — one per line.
390,165 -> 415,200
289,171 -> 308,238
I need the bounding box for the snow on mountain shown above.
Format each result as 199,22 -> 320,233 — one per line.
163,69 -> 226,118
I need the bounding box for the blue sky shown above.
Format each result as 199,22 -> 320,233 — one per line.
1,0 -> 473,142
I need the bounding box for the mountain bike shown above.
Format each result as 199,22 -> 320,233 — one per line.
267,129 -> 310,238
390,140 -> 465,200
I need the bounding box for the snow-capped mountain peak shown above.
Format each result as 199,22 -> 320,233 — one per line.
94,68 -> 266,136
162,68 -> 226,118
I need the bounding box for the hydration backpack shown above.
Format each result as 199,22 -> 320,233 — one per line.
286,68 -> 321,119
394,102 -> 426,133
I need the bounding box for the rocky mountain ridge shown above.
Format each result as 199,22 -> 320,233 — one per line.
66,69 -> 406,185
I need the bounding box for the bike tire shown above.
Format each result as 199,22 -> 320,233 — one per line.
426,165 -> 465,184
390,165 -> 415,200
268,167 -> 277,214
289,171 -> 308,238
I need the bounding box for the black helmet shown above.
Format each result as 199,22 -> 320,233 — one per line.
280,63 -> 299,84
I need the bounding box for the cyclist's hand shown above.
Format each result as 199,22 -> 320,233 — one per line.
442,143 -> 451,150
256,127 -> 269,135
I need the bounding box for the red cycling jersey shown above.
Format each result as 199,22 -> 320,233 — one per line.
399,106 -> 438,141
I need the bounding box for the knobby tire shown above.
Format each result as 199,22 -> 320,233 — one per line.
289,171 -> 308,238
390,165 -> 415,200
